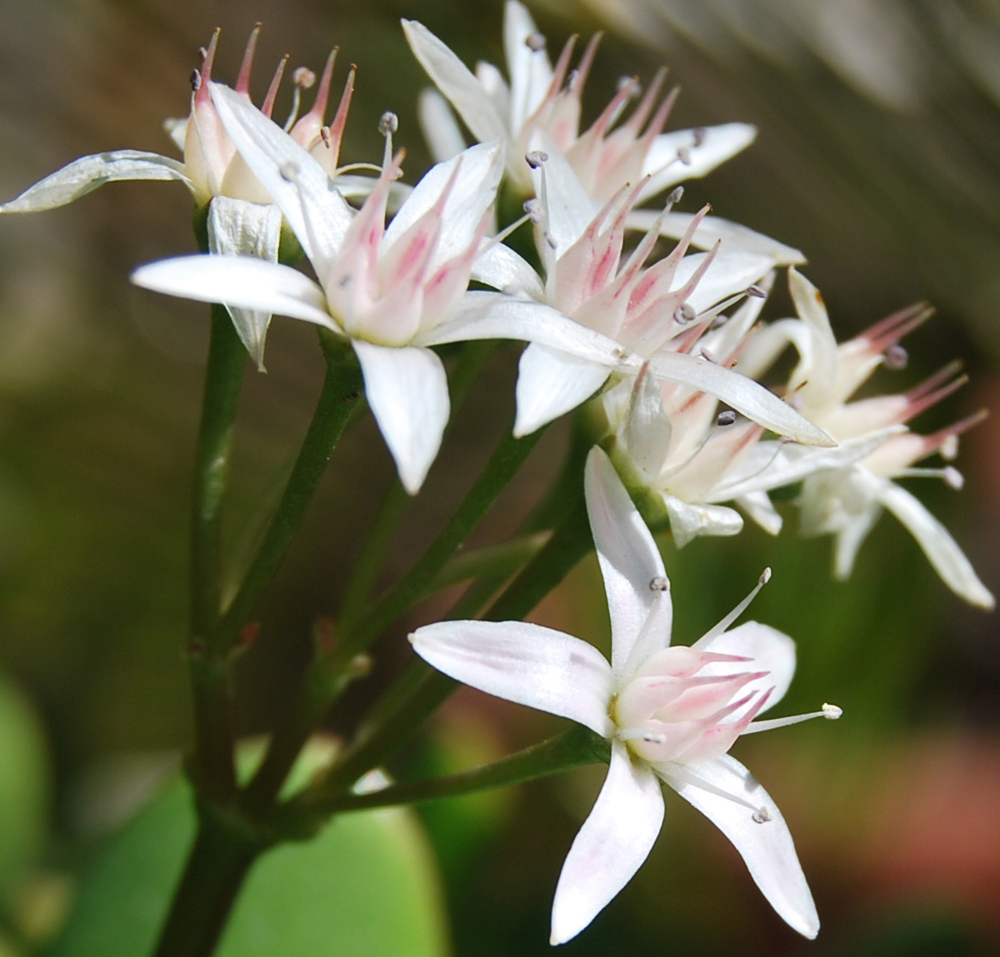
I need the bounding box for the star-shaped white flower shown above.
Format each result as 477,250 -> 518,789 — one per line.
411,446 -> 838,943
132,84 -> 627,494
404,1 -> 756,199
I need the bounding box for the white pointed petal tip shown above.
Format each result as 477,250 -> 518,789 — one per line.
550,743 -> 664,945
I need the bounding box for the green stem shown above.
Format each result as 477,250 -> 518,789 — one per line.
188,307 -> 247,803
152,808 -> 266,957
294,726 -> 608,820
314,486 -> 594,798
215,334 -> 363,652
244,416 -> 546,811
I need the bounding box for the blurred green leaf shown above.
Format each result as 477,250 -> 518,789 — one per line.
0,671 -> 49,900
48,741 -> 449,957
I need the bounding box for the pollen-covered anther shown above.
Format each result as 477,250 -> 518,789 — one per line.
379,111 -> 399,136
293,66 -> 317,89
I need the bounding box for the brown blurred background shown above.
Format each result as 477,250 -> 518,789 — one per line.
1,0 -> 999,954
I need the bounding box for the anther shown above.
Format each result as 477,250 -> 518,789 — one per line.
693,127 -> 707,148
618,75 -> 641,98
940,434 -> 959,460
699,349 -> 717,363
379,111 -> 399,136
752,806 -> 772,824
293,66 -> 316,89
759,567 -> 772,585
649,576 -> 669,592
190,69 -> 201,92
716,410 -> 736,427
943,466 -> 964,490
525,32 -> 547,52
523,198 -> 541,221
673,302 -> 696,324
279,161 -> 301,183
677,146 -> 692,166
746,283 -> 767,299
320,126 -> 332,148
525,149 -> 549,169
666,186 -> 684,207
884,343 -> 908,369
822,703 -> 843,719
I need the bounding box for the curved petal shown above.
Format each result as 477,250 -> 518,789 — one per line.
629,210 -> 805,266
694,622 -> 796,713
409,619 -> 614,736
131,255 -> 336,330
658,755 -> 819,939
504,0 -> 552,134
352,342 -> 450,495
550,741 -> 664,945
403,20 -> 509,147
417,88 -> 468,163
585,448 -> 673,680
209,83 -> 352,275
662,494 -> 743,549
472,243 -> 544,299
877,479 -> 995,609
514,345 -> 609,437
384,142 -> 503,271
421,293 -> 631,366
673,249 -> 774,315
1,151 -> 191,213
640,123 -> 757,197
649,352 -> 834,447
207,196 -> 282,370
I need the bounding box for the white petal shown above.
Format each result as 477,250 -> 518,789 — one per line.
622,368 -> 673,477
585,447 -> 673,680
207,197 -> 282,371
787,267 -> 839,401
640,123 -> 757,197
403,20 -> 509,147
472,243 -> 545,299
530,135 -> 601,258
674,250 -> 774,315
877,480 -> 995,609
629,210 -> 805,266
421,292 -> 631,366
659,755 -> 819,938
0,151 -> 191,212
384,142 -> 503,271
409,620 -> 614,736
504,0 -> 552,134
131,255 -> 335,329
514,345 -> 609,437
352,342 -> 450,495
550,741 -> 664,945
417,88 -> 468,163
649,352 -> 834,447
209,83 -> 352,275
662,494 -> 743,548
694,622 -> 796,712
738,491 -> 783,536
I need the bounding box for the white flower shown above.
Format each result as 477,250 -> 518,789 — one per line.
740,268 -> 994,609
472,143 -> 833,449
131,84 -> 627,494
0,28 -> 355,371
404,1 -> 756,199
411,446 -> 839,943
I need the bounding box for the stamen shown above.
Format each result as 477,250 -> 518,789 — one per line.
693,568 -> 771,649
677,146 -> 692,166
525,32 -> 547,52
525,149 -> 549,169
673,302 -> 696,324
752,807 -> 772,824
884,343 -> 908,369
379,111 -> 399,168
747,283 -> 767,299
741,702 -> 843,734
692,127 -> 707,148
661,762 -> 765,816
716,410 -> 736,427
649,576 -> 669,592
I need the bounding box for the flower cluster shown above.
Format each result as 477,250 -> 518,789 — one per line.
1,1 -> 991,949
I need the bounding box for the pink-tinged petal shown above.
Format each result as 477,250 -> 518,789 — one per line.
420,293 -> 631,366
384,142 -> 503,272
207,196 -> 283,370
514,345 -> 609,437
131,255 -> 335,330
640,123 -> 757,197
649,352 -> 835,447
352,342 -> 449,495
694,622 -> 795,714
658,755 -> 819,938
403,20 -> 509,147
209,83 -> 352,274
585,448 -> 674,680
629,210 -> 805,266
409,620 -> 615,736
0,151 -> 191,213
550,741 -> 664,945
877,479 -> 995,609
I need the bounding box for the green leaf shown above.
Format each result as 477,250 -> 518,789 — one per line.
48,743 -> 449,957
0,671 -> 50,900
